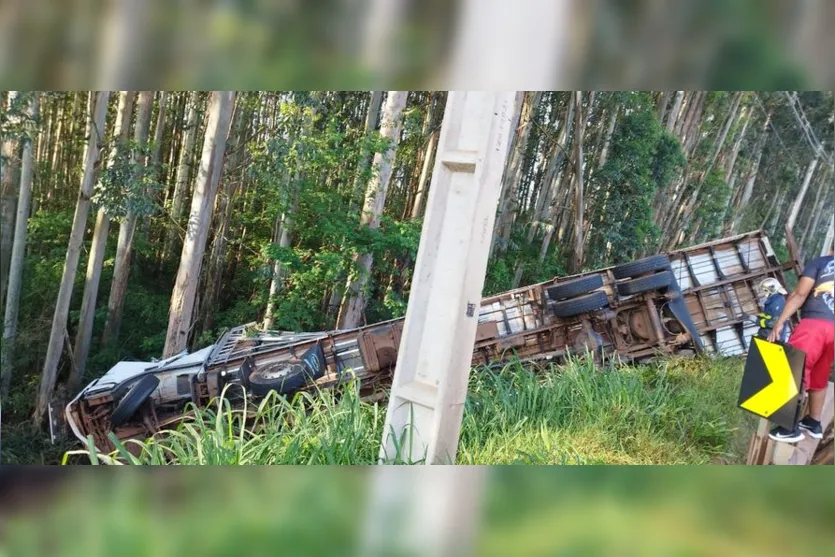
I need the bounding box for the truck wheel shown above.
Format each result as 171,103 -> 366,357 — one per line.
551,291 -> 609,318
546,274 -> 604,301
616,271 -> 673,296
612,255 -> 670,279
248,362 -> 310,397
110,375 -> 160,428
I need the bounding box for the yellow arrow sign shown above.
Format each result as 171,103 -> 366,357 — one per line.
740,337 -> 799,417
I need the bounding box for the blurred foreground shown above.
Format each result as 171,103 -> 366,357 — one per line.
1,0 -> 833,88
1,466 -> 834,557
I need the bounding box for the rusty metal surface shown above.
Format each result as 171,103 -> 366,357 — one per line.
68,230 -> 792,450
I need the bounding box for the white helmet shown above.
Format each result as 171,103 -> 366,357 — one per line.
758,278 -> 787,298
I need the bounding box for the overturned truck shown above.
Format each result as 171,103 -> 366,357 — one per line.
66,230 -> 800,450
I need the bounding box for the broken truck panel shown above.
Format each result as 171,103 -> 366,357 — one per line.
67,230 -> 795,451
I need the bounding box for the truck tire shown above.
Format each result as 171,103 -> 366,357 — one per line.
616,271 -> 673,296
546,274 -> 604,301
551,291 -> 609,318
110,375 -> 160,428
248,362 -> 310,397
612,255 -> 670,280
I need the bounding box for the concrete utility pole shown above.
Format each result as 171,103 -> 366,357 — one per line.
378,91 -> 518,465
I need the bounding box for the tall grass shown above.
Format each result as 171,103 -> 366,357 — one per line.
67,355 -> 755,465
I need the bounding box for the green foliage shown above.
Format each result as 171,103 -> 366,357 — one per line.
690,169 -> 731,242
587,106 -> 685,266
94,139 -> 165,218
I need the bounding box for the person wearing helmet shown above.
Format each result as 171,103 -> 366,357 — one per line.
767,246 -> 835,443
754,278 -> 790,343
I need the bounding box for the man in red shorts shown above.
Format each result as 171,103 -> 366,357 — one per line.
767,246 -> 834,442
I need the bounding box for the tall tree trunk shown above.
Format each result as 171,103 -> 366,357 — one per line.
539,169 -> 574,262
68,91 -> 136,393
101,91 -> 154,350
527,97 -> 573,244
728,112 -> 770,233
799,168 -> 828,252
492,91 -> 540,256
48,95 -> 65,192
33,91 -> 110,427
140,92 -> 169,240
679,93 -> 743,228
201,99 -> 247,335
596,105 -> 618,170
163,91 -> 200,264
348,91 -> 384,213
64,92 -> 82,185
822,216 -> 835,256
337,91 -> 408,329
0,91 -> 21,308
672,91 -> 693,136
705,93 -> 743,176
150,91 -> 169,171
764,188 -> 787,233
262,204 -> 287,331
1,93 -> 37,397
410,92 -> 441,219
666,91 -> 684,131
787,156 -> 821,232
723,108 -> 751,185
570,91 -> 585,273
657,91 -> 672,122
163,92 -> 235,357
263,94 -> 321,330
682,92 -> 708,156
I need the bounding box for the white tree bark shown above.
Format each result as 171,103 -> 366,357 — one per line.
731,113 -> 770,233
349,91 -> 384,213
163,92 -> 235,357
69,91 -> 135,393
202,100 -> 247,334
596,105 -> 618,170
33,91 -> 110,427
1,93 -> 37,396
666,91 -> 684,131
337,91 -> 408,330
571,91 -> 585,273
410,93 -> 440,220
679,94 -> 744,229
822,214 -> 835,256
0,91 -> 21,308
527,97 -> 573,244
150,91 -> 168,170
495,91 -> 543,251
164,91 -> 200,262
799,169 -> 827,252
101,91 -> 154,349
787,156 -> 820,232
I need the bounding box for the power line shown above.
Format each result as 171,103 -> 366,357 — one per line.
751,93 -> 799,168
782,91 -> 834,166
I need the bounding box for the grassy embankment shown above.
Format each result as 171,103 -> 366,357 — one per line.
67,354 -> 757,465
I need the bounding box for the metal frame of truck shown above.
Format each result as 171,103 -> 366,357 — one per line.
65,230 -> 800,451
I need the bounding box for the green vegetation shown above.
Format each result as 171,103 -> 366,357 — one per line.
68,355 -> 756,466
4,453 -> 835,557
